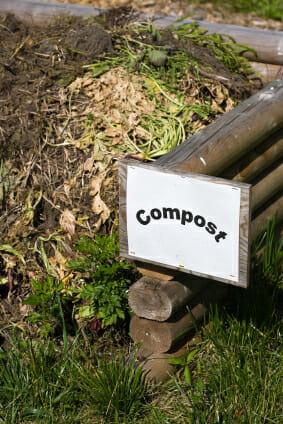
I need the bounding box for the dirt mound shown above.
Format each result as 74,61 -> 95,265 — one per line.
0,10 -> 259,289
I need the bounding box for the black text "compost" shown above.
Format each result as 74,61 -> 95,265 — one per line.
136,207 -> 227,243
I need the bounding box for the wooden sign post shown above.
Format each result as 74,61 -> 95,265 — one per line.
119,160 -> 251,288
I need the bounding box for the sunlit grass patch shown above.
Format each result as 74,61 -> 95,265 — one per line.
0,337 -> 149,424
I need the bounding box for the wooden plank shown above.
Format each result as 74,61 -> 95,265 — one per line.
250,62 -> 283,84
239,181 -> 251,288
119,161 -> 129,257
135,261 -> 175,281
119,159 -> 251,288
252,163 -> 283,211
0,0 -> 101,22
251,196 -> 283,241
223,129 -> 283,182
156,80 -> 283,176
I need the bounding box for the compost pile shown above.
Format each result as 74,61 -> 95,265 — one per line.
0,10 -> 259,296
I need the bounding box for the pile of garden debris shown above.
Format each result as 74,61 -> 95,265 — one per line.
0,9 -> 259,290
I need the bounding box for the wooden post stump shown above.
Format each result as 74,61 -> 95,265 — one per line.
130,284 -> 227,353
128,276 -> 207,322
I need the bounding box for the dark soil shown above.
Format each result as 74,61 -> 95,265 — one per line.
0,14 -> 112,159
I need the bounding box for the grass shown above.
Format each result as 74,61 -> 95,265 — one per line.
193,0 -> 283,21
0,221 -> 282,423
0,336 -> 149,424
141,219 -> 283,423
147,311 -> 282,423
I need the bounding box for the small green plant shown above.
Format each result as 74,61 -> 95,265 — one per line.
25,234 -> 133,333
68,234 -> 134,327
168,348 -> 199,385
25,276 -> 72,338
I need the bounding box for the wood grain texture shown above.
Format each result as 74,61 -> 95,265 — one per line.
119,159 -> 251,288
128,276 -> 207,321
141,344 -> 190,383
251,196 -> 283,241
156,80 -> 283,175
251,163 -> 283,212
135,261 -> 175,281
238,183 -> 251,288
130,284 -> 227,353
223,129 -> 283,183
250,62 -> 283,84
118,161 -> 129,258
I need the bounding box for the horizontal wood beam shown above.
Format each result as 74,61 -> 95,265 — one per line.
251,164 -> 283,212
0,0 -> 101,22
156,80 -> 283,176
251,196 -> 283,241
251,62 -> 283,84
135,261 -> 176,281
153,16 -> 283,66
224,129 -> 283,182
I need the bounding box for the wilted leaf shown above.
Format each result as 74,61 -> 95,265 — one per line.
0,245 -> 25,265
92,194 -> 110,223
59,209 -> 76,236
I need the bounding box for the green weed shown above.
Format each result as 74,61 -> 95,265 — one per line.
68,234 -> 134,327
0,338 -> 78,424
24,234 -> 134,336
252,218 -> 283,288
25,276 -> 73,338
168,348 -> 199,385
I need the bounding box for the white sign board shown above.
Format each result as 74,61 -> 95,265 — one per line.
120,162 -> 251,287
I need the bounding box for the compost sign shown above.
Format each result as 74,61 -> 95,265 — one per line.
120,162 -> 251,287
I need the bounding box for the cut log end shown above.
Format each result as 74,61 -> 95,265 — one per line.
129,276 -> 209,321
128,277 -> 173,321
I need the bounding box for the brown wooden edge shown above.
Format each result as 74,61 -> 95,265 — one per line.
119,159 -> 251,288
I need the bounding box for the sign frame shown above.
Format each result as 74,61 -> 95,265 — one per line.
119,159 -> 251,288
